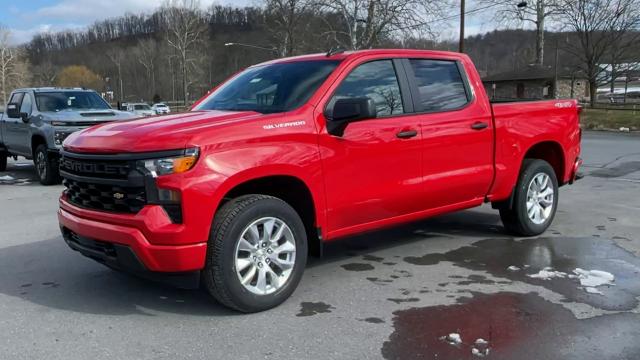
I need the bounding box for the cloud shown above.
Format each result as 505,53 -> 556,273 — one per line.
32,0 -> 220,23
9,23 -> 84,45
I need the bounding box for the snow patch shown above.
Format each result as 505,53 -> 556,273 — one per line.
440,333 -> 462,345
507,265 -> 520,271
584,286 -> 604,295
472,338 -> 490,357
527,267 -> 568,280
0,175 -> 15,181
573,268 -> 615,294
573,268 -> 615,287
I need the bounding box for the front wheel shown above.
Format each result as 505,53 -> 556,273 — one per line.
0,149 -> 7,171
203,195 -> 308,312
34,144 -> 60,185
500,159 -> 559,236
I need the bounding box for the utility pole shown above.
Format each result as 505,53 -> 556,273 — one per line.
553,40 -> 559,98
459,0 -> 465,53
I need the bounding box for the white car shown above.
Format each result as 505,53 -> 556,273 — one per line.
152,103 -> 171,115
126,103 -> 155,117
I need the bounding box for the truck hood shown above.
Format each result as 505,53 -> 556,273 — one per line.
63,110 -> 262,153
42,109 -> 136,123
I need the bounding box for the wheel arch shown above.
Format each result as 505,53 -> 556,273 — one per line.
216,174 -> 323,257
522,140 -> 566,186
31,134 -> 47,157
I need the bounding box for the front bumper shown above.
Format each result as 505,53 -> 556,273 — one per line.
58,198 -> 207,275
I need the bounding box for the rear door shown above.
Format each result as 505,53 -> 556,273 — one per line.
404,58 -> 494,208
3,91 -> 32,156
317,58 -> 424,235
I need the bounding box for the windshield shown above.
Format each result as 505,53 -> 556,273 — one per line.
194,60 -> 340,114
134,104 -> 151,110
35,91 -> 110,112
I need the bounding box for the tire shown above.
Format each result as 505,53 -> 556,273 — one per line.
0,149 -> 6,171
203,194 -> 308,312
34,144 -> 60,185
500,159 -> 559,236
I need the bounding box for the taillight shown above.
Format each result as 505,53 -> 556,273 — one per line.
577,105 -> 583,114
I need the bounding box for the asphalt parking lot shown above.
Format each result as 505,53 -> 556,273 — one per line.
1,131 -> 639,360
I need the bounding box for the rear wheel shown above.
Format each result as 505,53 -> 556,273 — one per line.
500,159 -> 558,236
34,144 -> 60,185
203,194 -> 307,312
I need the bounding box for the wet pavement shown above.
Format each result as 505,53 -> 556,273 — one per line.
1,131 -> 640,360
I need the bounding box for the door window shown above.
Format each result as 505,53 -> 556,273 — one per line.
409,59 -> 469,112
7,92 -> 24,118
332,60 -> 404,117
20,93 -> 32,115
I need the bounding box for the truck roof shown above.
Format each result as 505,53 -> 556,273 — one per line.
12,87 -> 96,93
255,49 -> 469,66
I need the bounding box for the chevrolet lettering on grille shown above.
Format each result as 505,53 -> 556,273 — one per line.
61,158 -> 129,176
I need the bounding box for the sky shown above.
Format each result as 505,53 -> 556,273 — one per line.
0,0 -> 502,45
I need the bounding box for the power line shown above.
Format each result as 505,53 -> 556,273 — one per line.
396,3 -> 505,32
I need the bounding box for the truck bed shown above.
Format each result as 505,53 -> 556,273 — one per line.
488,99 -> 582,201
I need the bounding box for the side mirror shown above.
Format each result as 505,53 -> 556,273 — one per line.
325,97 -> 377,136
20,112 -> 30,122
6,103 -> 20,118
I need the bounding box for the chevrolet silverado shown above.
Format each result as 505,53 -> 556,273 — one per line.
58,50 -> 582,312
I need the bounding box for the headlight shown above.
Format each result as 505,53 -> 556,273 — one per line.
54,130 -> 74,145
138,148 -> 199,177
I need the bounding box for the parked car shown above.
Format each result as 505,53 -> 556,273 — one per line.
58,50 -> 582,312
0,88 -> 135,184
126,103 -> 155,117
152,103 -> 171,115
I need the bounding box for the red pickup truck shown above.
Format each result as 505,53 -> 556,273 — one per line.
58,49 -> 581,312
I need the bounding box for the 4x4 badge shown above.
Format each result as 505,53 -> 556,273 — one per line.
113,193 -> 125,200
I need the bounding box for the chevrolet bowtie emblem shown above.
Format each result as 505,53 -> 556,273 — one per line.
113,192 -> 125,200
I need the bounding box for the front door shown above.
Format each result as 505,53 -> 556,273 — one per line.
318,59 -> 424,235
3,92 -> 32,156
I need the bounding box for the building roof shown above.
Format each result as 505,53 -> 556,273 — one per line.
483,65 -> 584,82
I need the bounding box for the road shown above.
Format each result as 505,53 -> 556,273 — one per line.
1,131 -> 639,360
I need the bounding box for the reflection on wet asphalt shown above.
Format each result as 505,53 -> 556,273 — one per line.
403,237 -> 640,311
382,292 -> 640,360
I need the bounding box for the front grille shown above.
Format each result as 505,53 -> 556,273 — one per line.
63,178 -> 146,213
60,156 -> 130,180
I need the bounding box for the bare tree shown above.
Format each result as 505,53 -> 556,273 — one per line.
265,0 -> 312,56
318,0 -> 446,50
479,0 -> 561,65
557,0 -> 640,106
163,0 -> 207,105
0,27 -> 30,104
106,48 -> 125,101
32,61 -> 58,86
134,39 -> 159,99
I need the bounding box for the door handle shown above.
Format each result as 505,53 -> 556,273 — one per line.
396,129 -> 418,139
471,121 -> 489,130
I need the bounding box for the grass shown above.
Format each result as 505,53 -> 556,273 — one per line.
580,108 -> 640,130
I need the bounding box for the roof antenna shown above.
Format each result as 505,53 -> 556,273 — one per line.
326,47 -> 345,57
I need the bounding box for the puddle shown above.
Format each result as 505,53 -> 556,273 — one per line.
341,263 -> 375,271
590,161 -> 640,178
361,317 -> 385,324
381,292 -> 640,360
296,302 -> 334,317
403,237 -> 640,311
